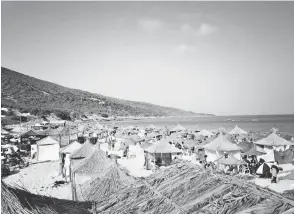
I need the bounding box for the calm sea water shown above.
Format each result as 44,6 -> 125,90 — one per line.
103,115 -> 294,135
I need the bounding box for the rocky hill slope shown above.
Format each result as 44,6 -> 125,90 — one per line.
1,67 -> 213,118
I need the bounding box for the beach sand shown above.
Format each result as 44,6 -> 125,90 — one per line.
2,161 -> 72,200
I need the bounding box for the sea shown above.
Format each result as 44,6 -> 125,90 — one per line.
102,115 -> 294,135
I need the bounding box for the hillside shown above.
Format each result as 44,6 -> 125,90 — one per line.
1,67 -> 213,118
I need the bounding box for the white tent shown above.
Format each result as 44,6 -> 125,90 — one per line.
37,136 -> 60,162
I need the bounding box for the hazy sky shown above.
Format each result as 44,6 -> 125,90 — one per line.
2,2 -> 294,115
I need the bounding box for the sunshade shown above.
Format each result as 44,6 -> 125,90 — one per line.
60,141 -> 83,154
228,125 -> 248,135
171,124 -> 186,132
254,131 -> 294,146
145,139 -> 182,154
201,134 -> 241,152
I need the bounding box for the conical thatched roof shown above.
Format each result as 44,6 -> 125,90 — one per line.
254,132 -> 294,147
78,164 -> 136,201
145,139 -> 182,154
70,140 -> 95,159
60,141 -> 83,154
171,124 -> 186,132
74,149 -> 112,173
201,134 -> 241,152
228,125 -> 248,135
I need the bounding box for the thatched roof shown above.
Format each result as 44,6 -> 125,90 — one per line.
74,149 -> 112,173
78,164 -> 136,201
228,125 -> 248,135
60,141 -> 82,154
201,134 -> 241,152
171,124 -> 186,132
92,162 -> 294,214
254,132 -> 294,147
1,182 -> 92,214
145,139 -> 182,154
70,140 -> 95,159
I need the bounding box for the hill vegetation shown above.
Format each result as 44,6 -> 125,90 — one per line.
1,67 -> 213,119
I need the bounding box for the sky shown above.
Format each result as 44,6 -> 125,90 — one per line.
2,1 -> 294,116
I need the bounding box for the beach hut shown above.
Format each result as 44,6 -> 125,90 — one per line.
145,138 -> 182,167
171,124 -> 186,132
36,136 -> 60,162
253,131 -> 294,147
228,125 -> 248,135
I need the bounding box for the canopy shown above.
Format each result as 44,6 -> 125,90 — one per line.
171,124 -> 186,132
228,125 -> 248,135
145,139 -> 182,154
217,155 -> 246,165
195,129 -> 214,137
254,132 -> 294,147
201,134 -> 241,152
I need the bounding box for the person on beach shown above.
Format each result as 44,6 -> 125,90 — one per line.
271,161 -> 282,183
60,153 -> 66,178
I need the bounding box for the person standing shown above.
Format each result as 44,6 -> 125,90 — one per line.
271,161 -> 281,183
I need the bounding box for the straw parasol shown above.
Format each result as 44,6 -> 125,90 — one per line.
228,125 -> 248,135
171,124 -> 186,132
254,131 -> 294,147
74,149 -> 112,173
79,164 -> 136,201
145,139 -> 182,154
201,134 -> 241,152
